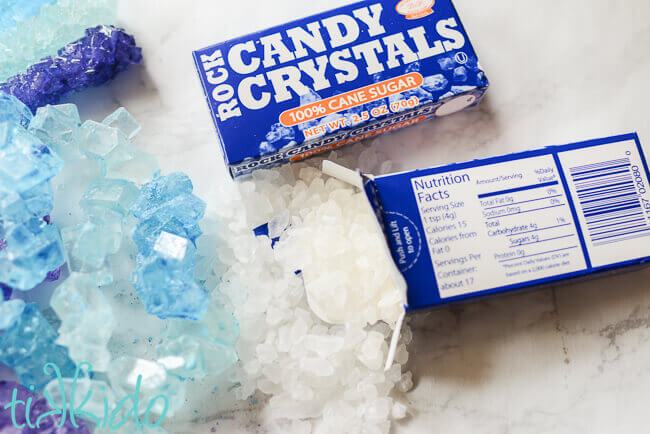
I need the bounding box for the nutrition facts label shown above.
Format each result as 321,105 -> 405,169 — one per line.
409,139 -> 650,299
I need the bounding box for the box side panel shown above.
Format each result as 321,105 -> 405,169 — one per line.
371,134 -> 650,311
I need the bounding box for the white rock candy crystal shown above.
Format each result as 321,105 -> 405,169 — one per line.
208,148 -> 413,433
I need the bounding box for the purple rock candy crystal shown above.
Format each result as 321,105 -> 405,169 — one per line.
0,25 -> 142,112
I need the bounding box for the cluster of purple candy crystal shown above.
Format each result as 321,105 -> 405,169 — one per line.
0,25 -> 142,113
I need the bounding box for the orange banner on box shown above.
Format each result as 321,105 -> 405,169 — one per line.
280,72 -> 423,127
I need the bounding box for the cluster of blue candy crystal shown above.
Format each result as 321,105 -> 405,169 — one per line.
0,92 -> 65,291
36,105 -> 155,373
0,303 -> 76,390
1,25 -> 142,113
0,5 -> 240,420
0,49 -> 238,419
30,104 -> 191,422
24,102 -> 233,420
131,173 -> 210,321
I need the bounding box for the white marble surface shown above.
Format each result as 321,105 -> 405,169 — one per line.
60,0 -> 650,432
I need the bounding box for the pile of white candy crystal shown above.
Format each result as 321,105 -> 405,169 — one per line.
209,148 -> 414,433
274,170 -> 405,327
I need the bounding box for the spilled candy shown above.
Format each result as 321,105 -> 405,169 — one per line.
215,150 -> 413,433
1,25 -> 142,113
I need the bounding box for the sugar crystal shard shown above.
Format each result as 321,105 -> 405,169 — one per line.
103,107 -> 142,140
0,92 -> 65,290
50,273 -> 115,371
131,173 -> 210,320
0,303 -> 76,389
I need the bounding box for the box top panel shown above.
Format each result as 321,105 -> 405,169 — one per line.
193,0 -> 488,167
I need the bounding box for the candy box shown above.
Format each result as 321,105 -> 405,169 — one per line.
328,133 -> 650,311
193,0 -> 489,178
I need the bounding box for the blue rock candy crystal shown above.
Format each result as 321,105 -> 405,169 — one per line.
1,218 -> 65,290
32,103 -> 157,186
0,299 -> 25,330
109,356 -> 186,417
131,172 -> 205,245
103,107 -> 142,140
61,178 -> 138,273
0,303 -> 76,390
0,92 -> 32,128
157,297 -> 239,380
131,173 -> 210,321
0,92 -> 65,290
50,273 -> 115,371
77,111 -> 158,185
28,103 -> 82,161
0,0 -> 116,82
78,120 -> 132,174
1,25 -> 142,113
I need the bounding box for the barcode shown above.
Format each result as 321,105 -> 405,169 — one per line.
569,157 -> 650,246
